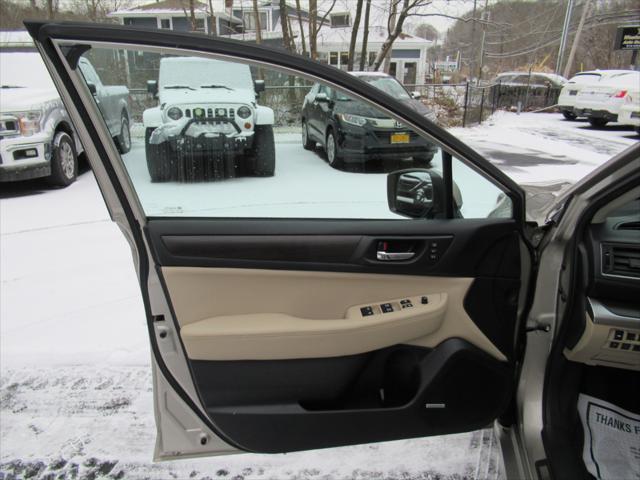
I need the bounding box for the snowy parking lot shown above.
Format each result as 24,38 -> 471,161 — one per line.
1,112 -> 637,480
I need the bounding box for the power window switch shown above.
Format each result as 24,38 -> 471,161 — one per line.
609,341 -> 620,349
421,296 -> 429,305
360,306 -> 374,317
400,299 -> 411,305
621,343 -> 631,351
380,303 -> 394,313
401,303 -> 413,309
626,332 -> 637,341
613,330 -> 624,340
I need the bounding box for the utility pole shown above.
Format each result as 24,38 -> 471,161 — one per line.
477,0 -> 490,84
469,0 -> 477,80
556,0 -> 575,74
563,0 -> 591,78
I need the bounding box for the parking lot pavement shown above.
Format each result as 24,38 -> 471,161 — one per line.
1,112 -> 635,479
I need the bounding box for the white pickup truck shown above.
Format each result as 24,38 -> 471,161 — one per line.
0,52 -> 130,186
143,56 -> 275,182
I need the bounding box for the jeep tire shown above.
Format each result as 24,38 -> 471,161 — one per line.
145,127 -> 172,182
116,113 -> 132,154
249,125 -> 276,176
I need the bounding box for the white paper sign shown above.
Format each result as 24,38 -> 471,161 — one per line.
578,394 -> 640,480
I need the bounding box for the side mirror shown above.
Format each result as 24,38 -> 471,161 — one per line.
411,91 -> 421,99
387,169 -> 446,219
315,92 -> 330,103
147,80 -> 158,96
254,79 -> 265,93
87,82 -> 97,96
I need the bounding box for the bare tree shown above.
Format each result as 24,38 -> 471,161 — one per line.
308,0 -> 337,60
347,0 -> 364,70
208,0 -> 217,36
252,0 -> 262,44
188,0 -> 197,31
280,0 -> 293,51
295,0 -> 307,56
372,0 -> 433,72
414,23 -> 438,41
359,0 -> 371,70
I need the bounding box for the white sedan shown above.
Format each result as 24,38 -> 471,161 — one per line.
618,93 -> 640,134
573,71 -> 640,127
557,70 -> 632,121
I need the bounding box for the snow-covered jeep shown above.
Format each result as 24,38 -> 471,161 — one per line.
143,56 -> 275,182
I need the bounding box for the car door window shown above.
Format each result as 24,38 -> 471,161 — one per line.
70,45 -> 512,220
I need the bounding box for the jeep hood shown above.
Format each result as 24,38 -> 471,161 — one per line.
0,87 -> 60,112
159,88 -> 255,106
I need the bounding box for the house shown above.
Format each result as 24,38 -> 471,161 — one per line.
108,0 -> 243,35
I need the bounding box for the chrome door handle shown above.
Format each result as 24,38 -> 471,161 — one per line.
376,251 -> 415,261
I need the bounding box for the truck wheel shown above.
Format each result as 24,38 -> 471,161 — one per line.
116,113 -> 132,154
145,127 -> 171,182
302,120 -> 315,150
325,129 -> 343,168
589,118 -> 608,128
48,131 -> 77,187
562,110 -> 577,121
250,125 -> 276,176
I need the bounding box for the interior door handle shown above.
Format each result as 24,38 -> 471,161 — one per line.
377,251 -> 415,261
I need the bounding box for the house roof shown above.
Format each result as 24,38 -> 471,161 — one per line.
109,0 -> 242,23
316,26 -> 431,48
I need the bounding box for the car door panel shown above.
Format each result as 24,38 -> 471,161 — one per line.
28,21 -> 527,459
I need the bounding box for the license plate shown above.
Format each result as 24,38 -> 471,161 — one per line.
390,133 -> 410,144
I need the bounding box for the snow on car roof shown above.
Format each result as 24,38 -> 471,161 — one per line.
348,71 -> 392,77
0,51 -> 55,89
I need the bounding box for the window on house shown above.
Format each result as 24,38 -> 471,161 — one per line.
195,18 -> 206,32
244,11 -> 268,31
340,51 -> 349,67
159,19 -> 171,29
330,13 -> 350,27
329,51 -> 338,65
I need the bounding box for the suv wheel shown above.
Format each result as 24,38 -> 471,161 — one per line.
302,120 -> 315,150
562,111 -> 577,121
326,130 -> 342,168
588,118 -> 608,128
250,125 -> 276,176
145,127 -> 172,182
48,131 -> 77,187
116,114 -> 132,154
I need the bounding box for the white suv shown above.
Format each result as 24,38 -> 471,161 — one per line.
573,71 -> 640,127
143,56 -> 275,182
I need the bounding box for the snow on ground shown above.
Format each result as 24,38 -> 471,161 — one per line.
1,112 -> 636,479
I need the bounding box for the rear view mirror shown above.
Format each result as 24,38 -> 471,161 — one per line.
387,169 -> 446,219
87,82 -> 97,95
147,80 -> 158,96
315,92 -> 330,103
254,79 -> 265,93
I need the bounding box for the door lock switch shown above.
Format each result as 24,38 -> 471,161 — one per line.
421,296 -> 429,304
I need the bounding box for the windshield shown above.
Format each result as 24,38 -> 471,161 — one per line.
360,76 -> 411,99
158,56 -> 253,91
0,52 -> 55,89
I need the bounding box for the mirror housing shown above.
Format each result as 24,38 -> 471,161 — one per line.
411,91 -> 422,99
147,80 -> 158,96
387,169 -> 447,219
87,82 -> 97,95
254,79 -> 266,93
315,92 -> 330,103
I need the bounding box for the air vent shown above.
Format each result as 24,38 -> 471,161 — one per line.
602,243 -> 640,279
616,221 -> 640,231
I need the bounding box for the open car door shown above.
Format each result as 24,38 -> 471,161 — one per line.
27,22 -> 532,460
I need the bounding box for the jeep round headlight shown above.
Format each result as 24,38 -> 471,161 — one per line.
237,106 -> 252,119
167,107 -> 183,120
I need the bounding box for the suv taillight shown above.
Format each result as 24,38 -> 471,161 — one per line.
613,90 -> 627,98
